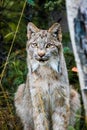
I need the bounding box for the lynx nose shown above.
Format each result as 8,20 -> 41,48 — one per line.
38,50 -> 45,57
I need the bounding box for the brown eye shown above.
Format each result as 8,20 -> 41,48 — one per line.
31,43 -> 38,48
46,43 -> 54,48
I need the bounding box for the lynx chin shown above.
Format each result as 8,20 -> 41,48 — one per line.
14,22 -> 81,130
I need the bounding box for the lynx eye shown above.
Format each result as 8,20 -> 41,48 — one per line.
31,43 -> 38,48
46,43 -> 55,48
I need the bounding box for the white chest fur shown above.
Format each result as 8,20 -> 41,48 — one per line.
29,65 -> 67,113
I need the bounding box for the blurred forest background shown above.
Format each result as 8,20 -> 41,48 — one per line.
0,0 -> 86,130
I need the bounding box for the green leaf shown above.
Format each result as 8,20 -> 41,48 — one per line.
4,32 -> 14,39
27,0 -> 35,6
13,77 -> 24,86
63,47 -> 70,53
68,126 -> 75,130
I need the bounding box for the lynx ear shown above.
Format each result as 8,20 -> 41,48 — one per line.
27,22 -> 39,39
48,23 -> 62,42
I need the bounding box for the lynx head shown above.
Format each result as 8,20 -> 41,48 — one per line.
26,22 -> 63,73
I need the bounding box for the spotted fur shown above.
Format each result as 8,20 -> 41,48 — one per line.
15,22 -> 80,130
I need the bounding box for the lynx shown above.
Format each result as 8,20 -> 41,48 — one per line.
14,22 -> 80,130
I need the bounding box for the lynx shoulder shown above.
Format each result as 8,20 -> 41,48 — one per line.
15,22 -> 81,130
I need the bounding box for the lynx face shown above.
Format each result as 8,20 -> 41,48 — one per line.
27,23 -> 62,73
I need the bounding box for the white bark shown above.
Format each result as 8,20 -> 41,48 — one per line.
66,0 -> 87,124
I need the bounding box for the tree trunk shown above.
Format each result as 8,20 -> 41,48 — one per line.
66,0 -> 87,125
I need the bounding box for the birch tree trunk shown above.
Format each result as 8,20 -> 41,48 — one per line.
66,0 -> 87,125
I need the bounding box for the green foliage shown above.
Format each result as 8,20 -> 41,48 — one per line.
44,0 -> 65,11
2,50 -> 27,93
63,33 -> 71,46
1,50 -> 27,129
64,47 -> 79,86
0,0 -> 26,47
68,126 -> 75,130
0,1 -> 34,129
27,0 -> 35,6
25,0 -> 66,29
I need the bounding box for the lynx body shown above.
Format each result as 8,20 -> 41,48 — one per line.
15,23 -> 80,130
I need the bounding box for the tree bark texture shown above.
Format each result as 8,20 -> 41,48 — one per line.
66,0 -> 87,124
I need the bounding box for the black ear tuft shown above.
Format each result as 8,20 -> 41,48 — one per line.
48,23 -> 62,42
57,17 -> 62,23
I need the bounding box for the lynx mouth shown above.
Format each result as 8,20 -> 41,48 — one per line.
39,59 -> 45,62
35,55 -> 49,63
38,58 -> 48,62
35,57 -> 48,62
